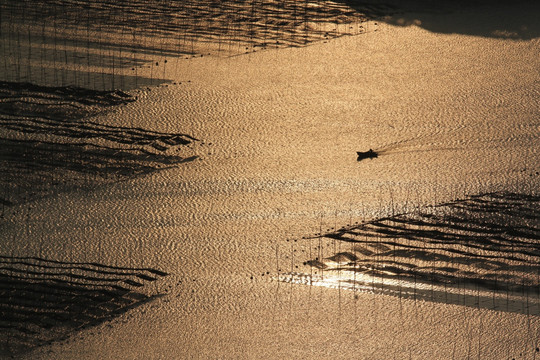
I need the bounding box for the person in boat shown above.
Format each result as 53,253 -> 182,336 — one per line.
357,149 -> 378,161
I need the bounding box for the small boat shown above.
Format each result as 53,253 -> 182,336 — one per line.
357,149 -> 378,161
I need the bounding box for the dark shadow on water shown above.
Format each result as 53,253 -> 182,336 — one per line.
0,81 -> 199,211
1,67 -> 171,92
341,0 -> 540,39
0,82 -> 185,356
0,255 -> 168,357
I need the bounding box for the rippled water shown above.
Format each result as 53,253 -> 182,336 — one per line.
282,192 -> 540,315
0,1 -> 539,359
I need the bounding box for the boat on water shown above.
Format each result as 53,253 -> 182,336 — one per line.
357,149 -> 378,161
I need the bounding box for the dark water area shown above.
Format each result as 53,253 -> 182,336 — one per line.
338,0 -> 540,39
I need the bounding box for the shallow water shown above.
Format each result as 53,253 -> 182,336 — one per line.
0,1 -> 539,359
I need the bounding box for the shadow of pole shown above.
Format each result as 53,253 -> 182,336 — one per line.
0,255 -> 168,357
281,191 -> 540,316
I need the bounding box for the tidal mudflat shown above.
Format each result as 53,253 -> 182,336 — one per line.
0,1 -> 539,359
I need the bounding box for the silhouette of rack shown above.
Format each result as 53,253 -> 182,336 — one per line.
0,255 -> 168,356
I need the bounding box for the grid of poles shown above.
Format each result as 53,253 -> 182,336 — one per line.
0,0 -> 369,90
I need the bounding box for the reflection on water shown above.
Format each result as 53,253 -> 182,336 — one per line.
281,192 -> 540,315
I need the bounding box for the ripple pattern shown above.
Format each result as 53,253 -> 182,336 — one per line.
0,81 -> 198,209
0,255 -> 167,357
281,192 -> 540,315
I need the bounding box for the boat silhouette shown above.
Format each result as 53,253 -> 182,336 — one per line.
357,149 -> 378,161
